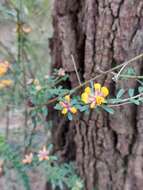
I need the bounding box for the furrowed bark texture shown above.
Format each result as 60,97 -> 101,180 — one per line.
51,1 -> 143,190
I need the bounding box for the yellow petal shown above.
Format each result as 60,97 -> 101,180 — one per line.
96,96 -> 105,105
0,67 -> 7,76
90,102 -> 96,109
64,95 -> 70,102
81,92 -> 89,104
1,80 -> 13,87
33,79 -> 40,85
70,107 -> 77,114
94,83 -> 101,90
84,87 -> 91,94
101,87 -> 109,97
0,83 -> 5,89
61,108 -> 68,115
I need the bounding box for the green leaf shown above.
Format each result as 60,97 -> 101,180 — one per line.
79,105 -> 88,112
116,89 -> 125,99
71,99 -> 78,104
102,106 -> 115,114
128,88 -> 134,97
68,112 -> 73,121
138,86 -> 143,93
139,98 -> 143,103
42,106 -> 48,116
107,98 -> 121,104
124,67 -> 136,75
130,99 -> 140,105
54,104 -> 62,110
50,156 -> 58,161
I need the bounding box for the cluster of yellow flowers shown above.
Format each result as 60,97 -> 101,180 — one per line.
81,83 -> 109,108
57,83 -> 109,117
0,61 -> 13,89
22,146 -> 49,165
60,95 -> 77,115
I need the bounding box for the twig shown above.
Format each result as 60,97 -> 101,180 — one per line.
5,105 -> 10,141
114,53 -> 143,81
71,54 -> 82,86
109,97 -> 143,107
30,52 -> 143,108
111,72 -> 143,79
109,93 -> 143,107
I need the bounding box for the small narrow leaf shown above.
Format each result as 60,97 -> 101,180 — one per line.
68,112 -> 73,120
116,89 -> 125,99
54,104 -> 62,110
138,86 -> 143,93
79,105 -> 88,112
130,99 -> 140,105
128,88 -> 134,97
42,106 -> 48,116
102,106 -> 115,114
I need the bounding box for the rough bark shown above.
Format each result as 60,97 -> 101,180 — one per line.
51,1 -> 143,190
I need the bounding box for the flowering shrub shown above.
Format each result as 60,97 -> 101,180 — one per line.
0,1 -> 143,190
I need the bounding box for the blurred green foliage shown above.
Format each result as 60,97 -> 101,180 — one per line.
0,1 -> 84,190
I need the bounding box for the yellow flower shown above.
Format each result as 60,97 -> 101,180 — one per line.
0,61 -> 10,76
81,83 -> 109,108
0,67 -> 7,76
64,95 -> 70,102
62,108 -> 68,115
1,80 -> 13,87
90,102 -> 96,109
96,96 -> 105,105
81,92 -> 89,103
22,153 -> 33,164
94,83 -> 101,90
0,83 -> 5,89
84,87 -> 91,94
38,146 -> 49,161
33,79 -> 40,85
70,107 -> 77,114
59,95 -> 77,115
101,87 -> 109,97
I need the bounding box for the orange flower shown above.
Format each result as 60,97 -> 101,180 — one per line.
22,153 -> 33,164
58,68 -> 65,76
1,80 -> 13,87
38,146 -> 49,161
0,80 -> 13,89
22,26 -> 32,34
0,61 -> 10,76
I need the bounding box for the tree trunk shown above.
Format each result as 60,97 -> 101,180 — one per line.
51,1 -> 143,190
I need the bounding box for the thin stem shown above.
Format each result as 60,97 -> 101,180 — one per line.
116,93 -> 143,103
5,105 -> 10,141
111,72 -> 143,79
108,94 -> 143,107
114,53 -> 143,81
31,53 -> 143,108
109,97 -> 143,107
71,54 -> 82,86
